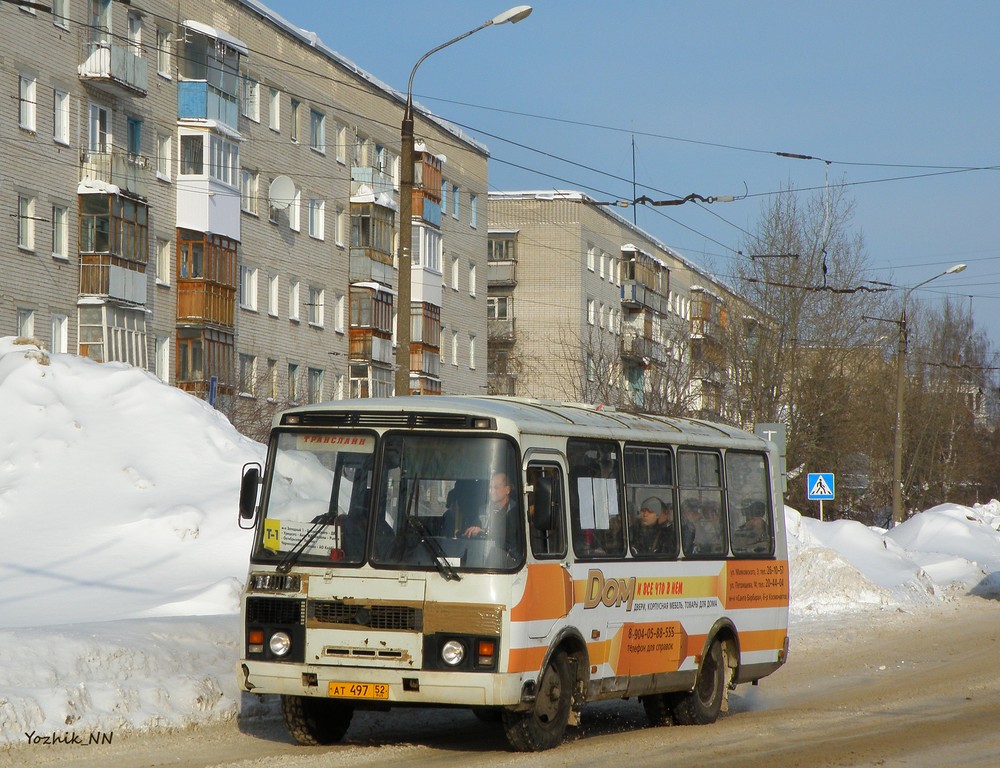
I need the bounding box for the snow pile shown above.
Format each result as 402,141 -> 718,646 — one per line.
1,336 -> 999,744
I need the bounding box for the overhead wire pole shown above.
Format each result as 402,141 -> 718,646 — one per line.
395,5 -> 532,397
891,263 -> 967,524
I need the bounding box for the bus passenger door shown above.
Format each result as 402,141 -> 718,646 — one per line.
513,462 -> 572,640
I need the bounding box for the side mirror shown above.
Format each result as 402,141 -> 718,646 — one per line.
531,476 -> 553,530
239,463 -> 262,528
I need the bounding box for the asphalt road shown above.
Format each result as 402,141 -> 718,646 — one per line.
5,596 -> 999,768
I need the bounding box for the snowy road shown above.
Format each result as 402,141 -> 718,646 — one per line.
4,596 -> 998,768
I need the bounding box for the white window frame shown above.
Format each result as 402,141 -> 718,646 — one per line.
308,286 -> 325,327
336,123 -> 347,164
19,75 -> 36,132
51,314 -> 68,354
156,27 -> 172,77
308,197 -> 325,240
289,281 -> 301,321
53,90 -> 69,145
52,0 -> 69,28
469,334 -> 476,370
242,77 -> 260,122
269,88 -> 280,132
240,266 -> 258,311
17,308 -> 35,338
156,238 -> 171,284
335,207 -> 347,247
289,189 -> 301,232
18,194 -> 35,250
334,293 -> 345,333
155,335 -> 170,382
452,184 -> 460,219
268,274 -> 279,316
51,204 -> 69,260
89,103 -> 110,153
156,131 -> 171,181
470,193 -> 478,228
240,168 -> 259,214
469,263 -> 477,297
310,109 -> 326,154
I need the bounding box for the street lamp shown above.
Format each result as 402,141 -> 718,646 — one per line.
395,5 -> 533,397
891,262 -> 967,524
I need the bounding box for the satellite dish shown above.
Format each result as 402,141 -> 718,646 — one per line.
268,175 -> 295,210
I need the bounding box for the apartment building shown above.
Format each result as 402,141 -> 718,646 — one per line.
487,190 -> 742,420
2,0 -> 488,413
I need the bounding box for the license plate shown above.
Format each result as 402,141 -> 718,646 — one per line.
328,682 -> 389,700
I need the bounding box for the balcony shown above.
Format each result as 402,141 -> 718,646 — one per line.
176,281 -> 235,326
78,41 -> 148,97
488,260 -> 517,287
488,317 -> 516,343
351,166 -> 396,199
79,256 -> 147,304
80,148 -> 149,199
621,281 -> 668,315
488,372 -> 517,396
621,331 -> 654,362
178,80 -> 239,130
349,332 -> 394,365
412,193 -> 442,227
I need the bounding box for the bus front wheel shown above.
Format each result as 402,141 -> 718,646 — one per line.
673,639 -> 727,725
502,650 -> 573,751
281,694 -> 354,745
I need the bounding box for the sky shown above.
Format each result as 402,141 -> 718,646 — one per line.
2,336 -> 1000,743
259,0 -> 1000,347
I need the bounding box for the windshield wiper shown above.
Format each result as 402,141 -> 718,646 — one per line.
404,477 -> 461,582
276,511 -> 336,574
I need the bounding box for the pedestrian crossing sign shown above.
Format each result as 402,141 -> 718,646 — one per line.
807,472 -> 835,500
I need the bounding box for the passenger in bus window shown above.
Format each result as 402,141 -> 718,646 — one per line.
694,497 -> 725,555
733,500 -> 769,552
656,498 -> 679,557
680,497 -> 700,554
631,498 -> 661,555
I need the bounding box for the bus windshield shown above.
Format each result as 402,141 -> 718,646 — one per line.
253,431 -> 524,571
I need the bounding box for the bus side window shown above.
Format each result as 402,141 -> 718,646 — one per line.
568,438 -> 625,559
527,463 -> 565,558
726,451 -> 774,556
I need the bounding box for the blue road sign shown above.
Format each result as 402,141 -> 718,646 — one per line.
807,472 -> 835,500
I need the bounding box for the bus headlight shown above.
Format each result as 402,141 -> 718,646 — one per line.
269,631 -> 292,657
441,639 -> 465,666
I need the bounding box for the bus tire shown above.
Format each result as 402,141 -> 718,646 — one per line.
281,694 -> 354,745
673,639 -> 726,726
641,693 -> 674,726
502,650 -> 573,751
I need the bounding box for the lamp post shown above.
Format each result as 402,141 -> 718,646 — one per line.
395,5 -> 532,397
891,263 -> 966,524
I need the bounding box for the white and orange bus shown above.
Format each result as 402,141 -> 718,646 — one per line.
237,396 -> 789,751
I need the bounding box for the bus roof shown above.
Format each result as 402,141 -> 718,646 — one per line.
279,396 -> 767,450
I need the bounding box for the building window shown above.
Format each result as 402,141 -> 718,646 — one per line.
17,194 -> 35,250
470,193 -> 478,228
334,293 -> 345,332
289,189 -> 301,232
269,88 -> 280,132
51,314 -> 68,354
310,109 -> 325,153
487,296 -> 511,320
239,353 -> 257,396
468,263 -> 477,297
180,134 -> 203,175
290,98 -> 300,142
240,169 -> 259,214
53,90 -> 69,145
308,368 -> 324,403
335,207 -> 346,247
451,256 -> 459,291
51,204 -> 68,260
268,274 -> 279,316
440,180 -> 448,212
288,363 -> 300,403
289,281 -> 300,321
17,308 -> 35,338
156,238 -> 171,284
308,286 -> 324,326
587,245 -> 596,272
242,77 -> 259,122
156,132 -> 172,180
239,266 -> 258,310
587,298 -> 595,325
336,123 -> 347,163
452,185 -> 460,219
88,103 -> 110,153
155,336 -> 170,382
469,334 -> 476,369
126,116 -> 142,157
19,75 -> 36,132
266,358 -> 278,400
156,28 -> 172,77
52,0 -> 68,27
127,13 -> 142,58
208,134 -> 239,186
451,330 -> 459,366
308,198 -> 325,239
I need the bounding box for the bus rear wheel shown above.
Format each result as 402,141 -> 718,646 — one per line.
673,639 -> 727,725
281,694 -> 354,745
502,650 -> 573,751
641,692 -> 674,726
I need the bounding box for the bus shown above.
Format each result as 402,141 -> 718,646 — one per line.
236,396 -> 789,751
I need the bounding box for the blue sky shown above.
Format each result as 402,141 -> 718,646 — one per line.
263,1 -> 999,346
